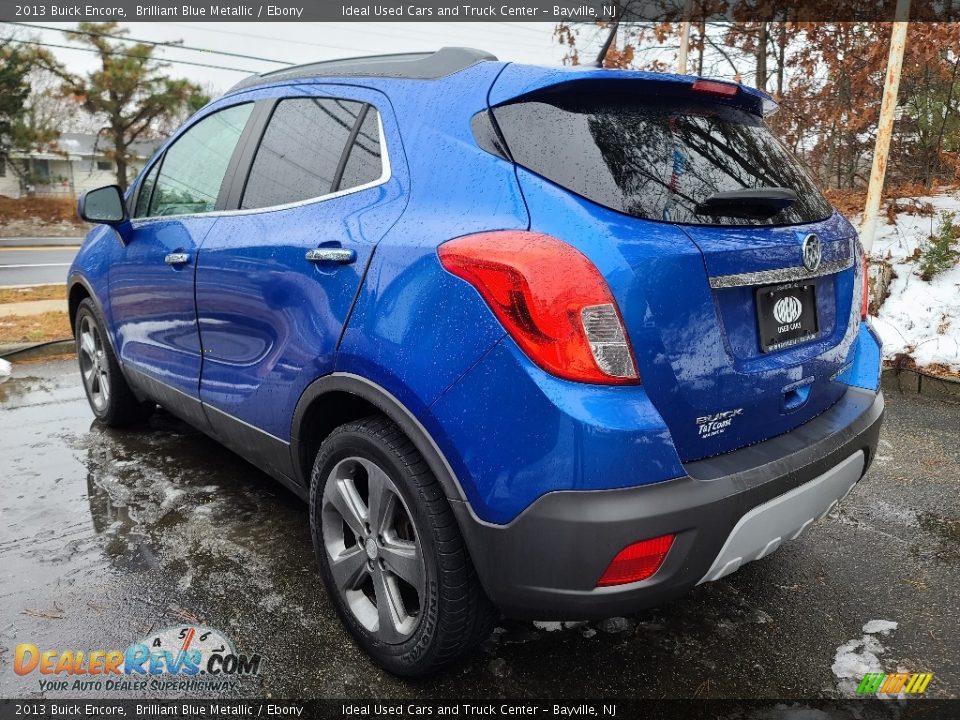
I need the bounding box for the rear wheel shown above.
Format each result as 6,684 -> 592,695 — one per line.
310,415 -> 496,676
75,299 -> 153,427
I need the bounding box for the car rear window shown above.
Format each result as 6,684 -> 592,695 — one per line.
491,88 -> 833,227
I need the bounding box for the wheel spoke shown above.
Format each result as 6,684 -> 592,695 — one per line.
80,331 -> 96,361
365,461 -> 395,537
327,479 -> 367,539
82,365 -> 95,384
98,370 -> 110,402
380,539 -> 423,591
329,545 -> 368,592
372,564 -> 404,643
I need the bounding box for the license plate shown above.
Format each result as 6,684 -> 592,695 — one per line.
756,282 -> 819,352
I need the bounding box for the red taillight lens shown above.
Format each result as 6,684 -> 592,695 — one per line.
438,231 -> 639,385
691,79 -> 739,97
860,250 -> 870,321
596,534 -> 675,587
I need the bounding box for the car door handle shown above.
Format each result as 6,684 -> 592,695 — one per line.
305,248 -> 356,264
164,252 -> 191,265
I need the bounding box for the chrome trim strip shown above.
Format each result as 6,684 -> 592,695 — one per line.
204,401 -> 290,445
709,256 -> 854,289
125,364 -> 290,446
130,112 -> 391,224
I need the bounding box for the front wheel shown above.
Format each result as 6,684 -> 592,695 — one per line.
75,298 -> 153,427
310,416 -> 496,676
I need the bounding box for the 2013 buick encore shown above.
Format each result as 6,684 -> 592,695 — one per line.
70,48 -> 884,675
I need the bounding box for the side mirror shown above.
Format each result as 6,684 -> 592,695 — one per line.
78,185 -> 127,226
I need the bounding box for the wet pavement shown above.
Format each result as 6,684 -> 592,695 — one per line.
0,358 -> 957,700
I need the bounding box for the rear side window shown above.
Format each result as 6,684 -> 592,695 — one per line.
146,103 -> 253,217
241,98 -> 373,210
492,90 -> 832,226
339,109 -> 383,190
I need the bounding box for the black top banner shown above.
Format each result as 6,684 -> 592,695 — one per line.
1,0 -> 959,23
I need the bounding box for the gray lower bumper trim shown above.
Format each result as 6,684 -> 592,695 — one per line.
698,450 -> 864,583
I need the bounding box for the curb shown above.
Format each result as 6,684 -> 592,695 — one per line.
0,237 -> 84,247
881,367 -> 960,401
0,338 -> 75,361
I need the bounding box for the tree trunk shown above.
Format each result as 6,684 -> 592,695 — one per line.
113,129 -> 128,192
756,22 -> 768,92
697,21 -> 705,76
776,22 -> 786,97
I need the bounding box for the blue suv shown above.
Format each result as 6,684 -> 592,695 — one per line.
70,48 -> 884,675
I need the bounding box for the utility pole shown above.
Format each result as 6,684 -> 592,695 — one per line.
860,0 -> 911,252
677,0 -> 693,74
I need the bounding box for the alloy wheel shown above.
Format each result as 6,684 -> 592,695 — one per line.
78,315 -> 110,412
321,456 -> 426,644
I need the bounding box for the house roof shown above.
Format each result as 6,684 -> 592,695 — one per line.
15,133 -> 161,161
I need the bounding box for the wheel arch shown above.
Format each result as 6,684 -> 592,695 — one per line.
67,276 -> 93,338
290,373 -> 467,506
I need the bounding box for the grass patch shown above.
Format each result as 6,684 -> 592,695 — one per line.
0,196 -> 83,225
0,312 -> 72,344
919,211 -> 960,281
0,285 -> 67,304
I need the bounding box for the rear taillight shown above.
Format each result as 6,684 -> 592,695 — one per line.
860,250 -> 870,321
596,534 -> 675,587
438,231 -> 639,385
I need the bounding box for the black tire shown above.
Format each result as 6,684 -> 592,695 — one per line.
74,298 -> 153,427
310,415 -> 497,676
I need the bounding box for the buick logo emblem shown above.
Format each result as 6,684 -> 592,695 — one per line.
802,234 -> 822,271
773,296 -> 803,325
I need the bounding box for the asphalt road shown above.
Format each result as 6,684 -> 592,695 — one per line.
0,246 -> 79,287
0,358 -> 957,703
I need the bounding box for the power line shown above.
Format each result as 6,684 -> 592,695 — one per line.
5,21 -> 293,65
161,22 -> 372,55
162,21 -> 556,55
2,36 -> 257,73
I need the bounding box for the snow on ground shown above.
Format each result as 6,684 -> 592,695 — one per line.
0,358 -> 11,378
867,189 -> 960,372
831,620 -> 899,697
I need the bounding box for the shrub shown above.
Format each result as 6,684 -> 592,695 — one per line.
919,211 -> 960,281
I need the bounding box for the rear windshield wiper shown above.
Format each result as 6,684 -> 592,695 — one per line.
693,187 -> 798,220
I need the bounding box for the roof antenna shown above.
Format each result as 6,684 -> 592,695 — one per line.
594,0 -> 627,68
594,17 -> 621,68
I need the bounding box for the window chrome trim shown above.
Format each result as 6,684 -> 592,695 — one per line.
131,111 -> 391,224
708,256 -> 854,289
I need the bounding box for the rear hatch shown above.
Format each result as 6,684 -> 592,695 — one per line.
487,70 -> 861,462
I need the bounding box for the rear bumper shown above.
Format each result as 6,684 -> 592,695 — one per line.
452,386 -> 884,620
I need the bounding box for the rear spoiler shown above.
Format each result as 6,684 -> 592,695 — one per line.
489,65 -> 778,118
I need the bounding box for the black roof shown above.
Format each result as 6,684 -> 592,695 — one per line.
228,47 -> 498,93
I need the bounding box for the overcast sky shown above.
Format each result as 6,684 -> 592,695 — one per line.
5,21 -> 604,95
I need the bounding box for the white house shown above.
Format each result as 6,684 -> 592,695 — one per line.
0,133 -> 160,199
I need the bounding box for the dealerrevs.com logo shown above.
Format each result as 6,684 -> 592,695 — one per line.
14,625 -> 262,693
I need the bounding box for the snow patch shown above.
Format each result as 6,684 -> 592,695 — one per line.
532,621 -> 563,632
0,358 -> 11,378
868,190 -> 960,371
831,619 -> 898,697
862,619 -> 898,635
532,620 -> 591,632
